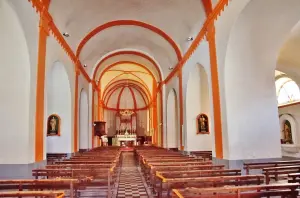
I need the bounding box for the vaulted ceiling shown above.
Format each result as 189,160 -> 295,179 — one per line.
49,0 -> 208,110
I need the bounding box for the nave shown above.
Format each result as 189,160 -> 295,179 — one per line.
1,146 -> 300,197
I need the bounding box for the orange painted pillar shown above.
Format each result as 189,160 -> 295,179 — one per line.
34,12 -> 50,162
73,68 -> 79,152
92,88 -> 95,148
98,89 -> 102,121
178,69 -> 184,150
152,81 -> 158,145
160,88 -> 164,147
207,23 -> 223,159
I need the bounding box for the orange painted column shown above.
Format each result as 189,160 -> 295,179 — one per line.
178,69 -> 184,150
207,23 -> 223,159
34,12 -> 50,162
152,81 -> 158,145
98,89 -> 102,121
160,88 -> 164,147
91,88 -> 95,148
73,69 -> 79,152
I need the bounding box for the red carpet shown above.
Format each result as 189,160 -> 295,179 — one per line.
120,147 -> 134,152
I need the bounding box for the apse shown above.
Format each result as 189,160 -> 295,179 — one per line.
0,0 -> 31,164
46,61 -> 72,154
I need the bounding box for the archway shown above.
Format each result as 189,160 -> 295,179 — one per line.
222,0 -> 300,160
79,89 -> 89,150
0,0 -> 31,164
166,89 -> 179,149
186,64 -> 212,151
46,61 -> 72,154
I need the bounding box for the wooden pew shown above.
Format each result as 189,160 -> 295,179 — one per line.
0,191 -> 65,197
155,174 -> 265,198
0,178 -> 91,198
243,160 -> 300,174
46,153 -> 68,164
288,173 -> 300,184
190,151 -> 212,160
151,169 -> 241,196
263,165 -> 300,184
171,183 -> 300,198
144,161 -> 212,182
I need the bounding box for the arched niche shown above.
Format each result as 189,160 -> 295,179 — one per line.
279,114 -> 297,145
166,89 -> 179,149
0,0 -> 31,164
186,64 -> 212,151
79,89 -> 89,150
46,61 -> 72,154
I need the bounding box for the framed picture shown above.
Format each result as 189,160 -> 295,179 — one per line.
196,113 -> 209,134
47,114 -> 61,136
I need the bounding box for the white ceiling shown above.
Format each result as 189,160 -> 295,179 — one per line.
49,0 -> 206,77
49,0 -> 207,109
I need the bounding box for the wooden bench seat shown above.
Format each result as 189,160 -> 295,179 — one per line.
0,190 -> 65,198
155,174 -> 265,198
244,160 -> 300,174
150,169 -> 241,195
190,151 -> 212,160
146,165 -> 225,186
46,164 -> 114,169
263,165 -> 300,184
157,169 -> 241,178
171,183 -> 300,198
288,173 -> 300,183
55,160 -> 114,165
0,178 -> 91,198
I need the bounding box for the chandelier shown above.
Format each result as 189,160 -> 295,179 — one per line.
120,109 -> 134,116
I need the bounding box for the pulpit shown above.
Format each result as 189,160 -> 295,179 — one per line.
94,121 -> 107,146
94,121 -> 106,136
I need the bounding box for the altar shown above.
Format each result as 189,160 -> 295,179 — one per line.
113,134 -> 137,146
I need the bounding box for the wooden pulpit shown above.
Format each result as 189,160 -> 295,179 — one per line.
94,121 -> 106,137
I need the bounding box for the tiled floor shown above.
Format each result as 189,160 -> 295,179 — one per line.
117,152 -> 150,198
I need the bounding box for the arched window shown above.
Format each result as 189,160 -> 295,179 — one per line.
275,77 -> 300,105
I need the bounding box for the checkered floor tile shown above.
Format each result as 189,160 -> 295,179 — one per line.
117,152 -> 149,198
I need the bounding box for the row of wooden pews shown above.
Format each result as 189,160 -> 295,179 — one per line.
0,147 -> 121,198
46,153 -> 68,164
136,147 -> 300,198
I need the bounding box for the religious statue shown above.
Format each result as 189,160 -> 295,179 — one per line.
197,114 -> 209,134
47,114 -> 60,136
281,120 -> 293,144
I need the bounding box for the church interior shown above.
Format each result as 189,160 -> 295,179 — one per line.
2,0 -> 300,197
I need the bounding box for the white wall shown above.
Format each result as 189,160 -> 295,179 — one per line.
211,0 -> 300,160
166,89 -> 179,148
79,89 -> 89,149
46,61 -> 72,153
0,0 -> 31,164
186,64 -> 212,151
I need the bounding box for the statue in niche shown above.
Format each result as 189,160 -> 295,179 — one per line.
281,120 -> 293,144
47,114 -> 60,136
197,114 -> 209,134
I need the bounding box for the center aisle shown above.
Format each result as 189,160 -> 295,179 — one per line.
116,151 -> 150,198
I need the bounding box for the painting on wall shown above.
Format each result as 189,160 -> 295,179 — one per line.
196,114 -> 209,134
47,114 -> 60,136
281,120 -> 293,144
